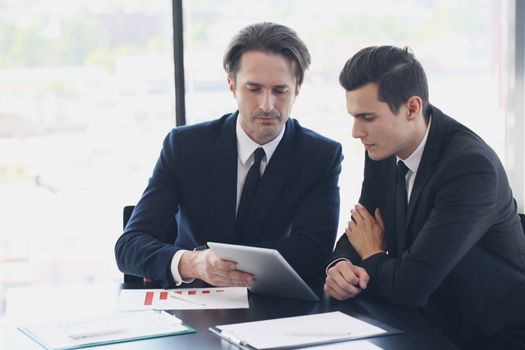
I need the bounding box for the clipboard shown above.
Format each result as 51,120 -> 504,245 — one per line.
209,311 -> 402,350
18,309 -> 195,350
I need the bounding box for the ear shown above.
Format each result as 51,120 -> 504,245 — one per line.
227,75 -> 236,97
405,96 -> 423,120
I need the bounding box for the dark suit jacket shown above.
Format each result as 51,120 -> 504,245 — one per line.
329,106 -> 525,344
115,111 -> 342,289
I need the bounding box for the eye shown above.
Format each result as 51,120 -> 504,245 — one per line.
359,114 -> 375,122
274,88 -> 288,95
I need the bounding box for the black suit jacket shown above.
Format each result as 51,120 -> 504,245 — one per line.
330,106 -> 525,343
116,111 -> 342,288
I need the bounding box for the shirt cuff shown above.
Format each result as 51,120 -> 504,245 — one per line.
170,250 -> 195,286
325,258 -> 351,275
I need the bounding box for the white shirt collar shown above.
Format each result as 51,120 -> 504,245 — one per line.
236,115 -> 286,165
396,117 -> 432,174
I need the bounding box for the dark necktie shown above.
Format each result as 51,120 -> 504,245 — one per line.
235,147 -> 265,241
395,160 -> 410,237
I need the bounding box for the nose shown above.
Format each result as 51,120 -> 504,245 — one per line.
260,90 -> 274,112
352,120 -> 365,139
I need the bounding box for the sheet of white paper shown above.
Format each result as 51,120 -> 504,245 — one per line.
216,311 -> 386,349
118,287 -> 249,310
307,340 -> 384,349
19,310 -> 191,350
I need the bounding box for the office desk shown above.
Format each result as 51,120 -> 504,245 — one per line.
3,282 -> 459,350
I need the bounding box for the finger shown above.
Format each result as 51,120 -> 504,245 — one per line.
352,265 -> 370,289
324,282 -> 349,300
328,262 -> 361,291
345,227 -> 352,241
209,273 -> 249,287
208,254 -> 237,272
356,203 -> 373,222
345,222 -> 357,242
227,270 -> 254,285
347,220 -> 356,231
375,208 -> 385,232
325,276 -> 361,299
350,208 -> 363,225
324,278 -> 355,300
213,259 -> 237,272
211,269 -> 254,287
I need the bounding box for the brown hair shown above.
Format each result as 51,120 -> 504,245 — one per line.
223,22 -> 311,86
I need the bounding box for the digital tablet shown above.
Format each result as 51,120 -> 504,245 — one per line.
207,242 -> 319,302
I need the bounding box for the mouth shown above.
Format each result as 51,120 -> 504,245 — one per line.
363,143 -> 374,150
255,116 -> 279,123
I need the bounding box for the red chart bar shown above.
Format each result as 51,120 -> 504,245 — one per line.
202,290 -> 210,294
160,292 -> 168,300
144,291 -> 154,305
188,290 -> 196,295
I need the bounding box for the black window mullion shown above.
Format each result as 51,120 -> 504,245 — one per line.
172,0 -> 186,126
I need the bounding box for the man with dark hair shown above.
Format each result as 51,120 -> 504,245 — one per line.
115,22 -> 342,289
325,45 -> 525,349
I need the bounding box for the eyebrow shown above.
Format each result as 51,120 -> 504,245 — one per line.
245,81 -> 290,89
352,112 -> 374,118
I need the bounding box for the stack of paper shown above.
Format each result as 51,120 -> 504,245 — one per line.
18,310 -> 195,350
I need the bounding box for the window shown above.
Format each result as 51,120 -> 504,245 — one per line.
0,0 -> 175,313
183,0 -> 508,230
0,0 -> 517,315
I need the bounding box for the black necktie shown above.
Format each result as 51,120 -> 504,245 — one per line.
235,147 -> 265,241
395,160 -> 410,237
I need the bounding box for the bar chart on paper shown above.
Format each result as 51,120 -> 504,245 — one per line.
118,288 -> 249,310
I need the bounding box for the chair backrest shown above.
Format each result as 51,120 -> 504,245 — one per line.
122,205 -> 143,283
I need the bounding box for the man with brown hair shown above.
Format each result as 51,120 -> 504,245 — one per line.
116,22 -> 342,289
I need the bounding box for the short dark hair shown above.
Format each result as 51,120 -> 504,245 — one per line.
223,22 -> 311,86
339,46 -> 430,117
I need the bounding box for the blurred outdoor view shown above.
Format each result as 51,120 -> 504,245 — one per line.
0,0 -> 509,315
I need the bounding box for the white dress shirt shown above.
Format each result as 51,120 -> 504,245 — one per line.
170,116 -> 286,285
235,118 -> 284,212
396,117 -> 431,202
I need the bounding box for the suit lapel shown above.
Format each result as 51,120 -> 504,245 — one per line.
241,119 -> 295,243
404,107 -> 446,249
211,113 -> 238,242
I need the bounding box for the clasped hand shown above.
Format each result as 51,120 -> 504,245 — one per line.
324,204 -> 386,301
324,260 -> 369,300
179,249 -> 254,287
346,203 -> 386,260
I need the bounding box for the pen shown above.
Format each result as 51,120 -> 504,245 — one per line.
284,331 -> 352,337
170,292 -> 207,306
220,330 -> 248,346
68,328 -> 127,340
